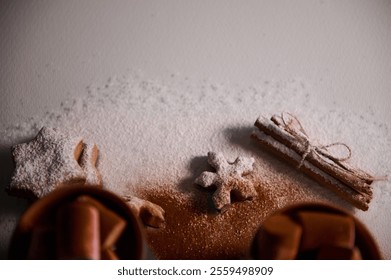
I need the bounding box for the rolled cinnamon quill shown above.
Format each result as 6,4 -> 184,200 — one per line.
56,201 -> 100,260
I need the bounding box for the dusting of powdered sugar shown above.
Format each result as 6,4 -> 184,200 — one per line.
9,127 -> 85,199
1,73 -> 390,258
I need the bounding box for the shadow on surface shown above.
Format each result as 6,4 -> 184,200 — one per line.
177,155 -> 217,214
0,146 -> 30,259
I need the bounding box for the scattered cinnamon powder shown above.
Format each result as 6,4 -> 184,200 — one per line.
138,174 -> 329,259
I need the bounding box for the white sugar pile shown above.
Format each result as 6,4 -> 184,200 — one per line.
1,72 -> 390,258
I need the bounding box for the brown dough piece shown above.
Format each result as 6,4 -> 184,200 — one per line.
125,196 -> 165,228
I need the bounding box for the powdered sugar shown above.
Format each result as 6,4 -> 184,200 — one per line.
2,76 -> 344,193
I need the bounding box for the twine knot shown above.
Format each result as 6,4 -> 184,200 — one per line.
276,112 -> 386,183
279,112 -> 352,170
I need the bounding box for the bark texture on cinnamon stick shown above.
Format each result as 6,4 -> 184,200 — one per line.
251,113 -> 376,211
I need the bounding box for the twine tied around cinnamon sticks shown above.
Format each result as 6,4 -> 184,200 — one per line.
276,112 -> 374,182
251,112 -> 384,211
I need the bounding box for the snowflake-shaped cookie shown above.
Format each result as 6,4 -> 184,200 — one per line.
9,127 -> 100,199
195,152 -> 257,211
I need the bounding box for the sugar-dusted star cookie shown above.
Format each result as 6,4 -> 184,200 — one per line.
195,152 -> 257,211
9,127 -> 87,199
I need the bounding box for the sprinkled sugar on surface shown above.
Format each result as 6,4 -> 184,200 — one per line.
1,73 -> 390,259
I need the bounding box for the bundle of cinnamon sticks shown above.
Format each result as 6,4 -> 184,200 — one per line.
251,113 -> 378,211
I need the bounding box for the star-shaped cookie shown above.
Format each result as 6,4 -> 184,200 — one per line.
9,127 -> 88,199
195,152 -> 257,211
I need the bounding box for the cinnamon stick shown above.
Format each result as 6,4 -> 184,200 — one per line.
251,131 -> 370,211
255,116 -> 373,197
271,115 -> 375,185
